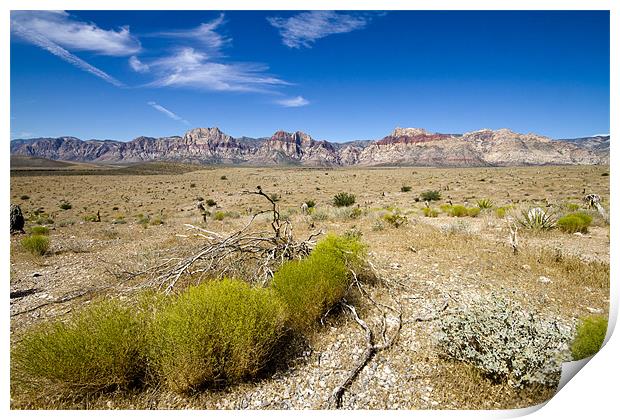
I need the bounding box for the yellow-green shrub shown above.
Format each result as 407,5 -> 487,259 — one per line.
272,252 -> 349,332
29,225 -> 49,236
11,299 -> 146,395
571,315 -> 608,360
147,279 -> 287,393
21,234 -> 50,256
557,212 -> 592,234
423,207 -> 439,217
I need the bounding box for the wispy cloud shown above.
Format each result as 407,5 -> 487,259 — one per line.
148,47 -> 289,93
129,56 -> 150,73
147,101 -> 190,125
11,21 -> 124,87
153,13 -> 230,54
267,11 -> 371,49
11,11 -> 140,56
276,96 -> 309,107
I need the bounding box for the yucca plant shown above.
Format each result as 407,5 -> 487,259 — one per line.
477,198 -> 493,209
516,207 -> 556,230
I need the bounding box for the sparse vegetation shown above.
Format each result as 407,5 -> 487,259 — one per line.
213,211 -> 226,221
557,212 -> 592,234
382,212 -> 408,227
423,207 -> 439,217
476,198 -> 493,209
20,195 -> 30,200
420,190 -> 441,201
21,235 -> 50,256
304,199 -> 316,208
205,198 -> 217,207
59,201 -> 72,210
220,175 -> 228,180
333,192 -> 356,207
401,186 -> 412,192
29,225 -> 49,236
571,316 -> 608,360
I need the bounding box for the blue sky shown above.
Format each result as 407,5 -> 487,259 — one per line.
10,10 -> 609,141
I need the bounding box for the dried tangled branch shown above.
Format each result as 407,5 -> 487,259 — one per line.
151,187 -> 322,294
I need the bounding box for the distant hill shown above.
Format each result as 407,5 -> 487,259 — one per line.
10,127 -> 609,167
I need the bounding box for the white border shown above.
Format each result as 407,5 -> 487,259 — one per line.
2,1 -> 616,419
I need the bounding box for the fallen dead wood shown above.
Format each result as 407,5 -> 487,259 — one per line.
145,187 -> 322,294
328,299 -> 402,409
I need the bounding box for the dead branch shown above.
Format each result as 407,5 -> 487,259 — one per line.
328,299 -> 402,409
146,187 -> 322,294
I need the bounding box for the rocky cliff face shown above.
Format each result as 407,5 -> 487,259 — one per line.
10,127 -> 609,167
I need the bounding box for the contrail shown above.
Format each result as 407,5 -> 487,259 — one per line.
12,22 -> 124,87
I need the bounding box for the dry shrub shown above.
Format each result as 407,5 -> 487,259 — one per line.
556,212 -> 592,234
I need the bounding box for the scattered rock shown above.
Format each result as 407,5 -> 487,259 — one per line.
538,276 -> 552,284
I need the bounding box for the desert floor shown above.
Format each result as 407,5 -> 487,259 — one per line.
9,164 -> 610,409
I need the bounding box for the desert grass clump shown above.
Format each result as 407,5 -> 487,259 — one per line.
20,195 -> 30,200
476,198 -> 493,209
420,190 -> 441,201
213,210 -> 226,221
382,212 -> 408,227
467,207 -> 481,217
29,225 -> 49,236
448,205 -> 469,217
423,207 -> 439,217
571,316 -> 608,360
333,192 -> 356,207
556,212 -> 592,234
205,198 -> 217,207
21,234 -> 50,256
401,186 -> 412,192
59,201 -> 72,210
438,294 -> 572,388
304,199 -> 316,208
516,207 -> 556,230
11,299 -> 146,395
148,279 -> 287,393
495,206 -> 509,218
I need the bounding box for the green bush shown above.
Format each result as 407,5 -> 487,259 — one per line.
333,192 -> 356,207
21,235 -> 50,256
272,250 -> 349,332
467,207 -> 481,217
420,190 -> 441,201
83,214 -> 99,222
220,175 -> 228,180
449,205 -> 469,217
440,204 -> 453,213
495,207 -> 508,218
59,202 -> 72,210
304,199 -> 316,208
476,198 -> 493,209
382,212 -> 408,227
557,212 -> 592,234
571,316 -> 608,360
148,279 -> 287,393
213,211 -> 226,221
20,195 -> 30,200
205,199 -> 217,207
29,225 -> 49,236
564,203 -> 581,212
11,299 -> 146,394
312,233 -> 367,271
423,207 -> 439,217
401,186 -> 412,192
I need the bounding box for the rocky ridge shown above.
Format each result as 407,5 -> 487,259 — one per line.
10,126 -> 609,167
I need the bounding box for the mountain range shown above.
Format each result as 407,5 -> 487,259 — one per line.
10,127 -> 610,167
